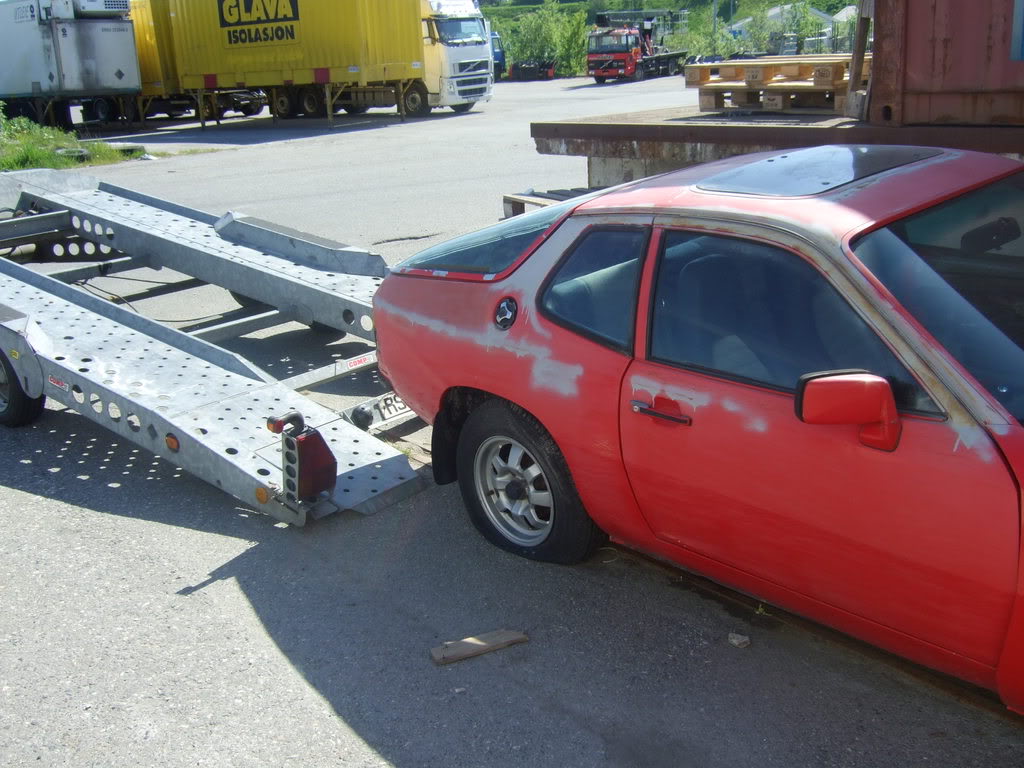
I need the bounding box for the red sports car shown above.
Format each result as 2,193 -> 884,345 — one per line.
373,145 -> 1024,713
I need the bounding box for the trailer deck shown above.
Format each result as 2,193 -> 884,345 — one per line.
0,170 -> 425,526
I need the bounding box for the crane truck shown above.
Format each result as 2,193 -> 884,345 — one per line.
587,12 -> 686,84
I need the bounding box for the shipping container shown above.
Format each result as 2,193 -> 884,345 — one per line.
871,0 -> 1024,125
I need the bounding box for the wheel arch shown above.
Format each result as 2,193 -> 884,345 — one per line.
431,387 -> 547,485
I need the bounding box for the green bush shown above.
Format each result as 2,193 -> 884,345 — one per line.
487,0 -> 589,76
0,101 -> 125,171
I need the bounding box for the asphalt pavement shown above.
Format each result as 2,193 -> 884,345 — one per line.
2,76 -> 1023,767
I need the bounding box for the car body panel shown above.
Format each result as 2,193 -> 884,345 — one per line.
374,146 -> 1024,711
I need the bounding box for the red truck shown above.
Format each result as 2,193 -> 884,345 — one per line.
586,14 -> 685,84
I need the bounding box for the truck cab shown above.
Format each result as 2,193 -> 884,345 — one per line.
587,25 -> 650,82
420,0 -> 493,113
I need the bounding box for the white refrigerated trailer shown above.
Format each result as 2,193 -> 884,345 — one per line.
0,0 -> 141,124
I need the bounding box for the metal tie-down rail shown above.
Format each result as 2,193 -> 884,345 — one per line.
0,170 -> 425,525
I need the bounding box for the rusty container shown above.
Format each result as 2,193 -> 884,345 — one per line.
872,0 -> 1024,125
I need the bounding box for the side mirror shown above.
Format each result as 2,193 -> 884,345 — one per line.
796,371 -> 902,452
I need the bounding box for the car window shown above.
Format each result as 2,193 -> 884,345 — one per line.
649,230 -> 938,412
540,227 -> 648,352
396,196 -> 588,276
852,171 -> 1024,422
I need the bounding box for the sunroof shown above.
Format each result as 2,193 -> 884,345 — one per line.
696,145 -> 944,197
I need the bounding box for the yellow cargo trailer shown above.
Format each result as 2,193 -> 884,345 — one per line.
131,0 -> 267,120
166,0 -> 426,118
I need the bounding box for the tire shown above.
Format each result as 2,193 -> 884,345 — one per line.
272,90 -> 297,119
88,97 -> 114,123
456,399 -> 606,564
633,66 -> 646,82
0,352 -> 45,427
240,103 -> 262,117
298,86 -> 326,118
402,81 -> 431,117
343,105 -> 370,115
450,102 -> 474,114
593,76 -> 607,84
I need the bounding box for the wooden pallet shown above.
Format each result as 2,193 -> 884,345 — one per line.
687,54 -> 871,115
684,54 -> 871,89
697,81 -> 846,113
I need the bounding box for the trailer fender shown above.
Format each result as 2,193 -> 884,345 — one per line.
0,308 -> 46,399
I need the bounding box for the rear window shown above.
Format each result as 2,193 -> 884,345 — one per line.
395,197 -> 580,276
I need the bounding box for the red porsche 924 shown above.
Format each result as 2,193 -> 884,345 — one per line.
374,145 -> 1024,713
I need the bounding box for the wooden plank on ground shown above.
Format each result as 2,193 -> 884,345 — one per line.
430,630 -> 529,665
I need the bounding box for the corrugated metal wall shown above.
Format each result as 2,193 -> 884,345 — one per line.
873,0 -> 1024,125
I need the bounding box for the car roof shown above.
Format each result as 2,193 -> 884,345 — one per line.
575,145 -> 1023,239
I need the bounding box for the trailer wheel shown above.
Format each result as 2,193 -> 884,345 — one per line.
88,97 -> 115,123
272,90 -> 298,119
299,87 -> 326,118
402,82 -> 431,117
0,352 -> 45,428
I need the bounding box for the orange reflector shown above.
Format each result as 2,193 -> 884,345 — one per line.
165,433 -> 180,452
255,487 -> 270,504
267,417 -> 284,434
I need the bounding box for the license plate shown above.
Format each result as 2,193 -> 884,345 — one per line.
374,392 -> 410,422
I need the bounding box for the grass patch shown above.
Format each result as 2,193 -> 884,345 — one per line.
0,103 -> 129,171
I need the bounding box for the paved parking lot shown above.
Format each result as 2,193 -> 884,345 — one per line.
2,76 -> 1023,767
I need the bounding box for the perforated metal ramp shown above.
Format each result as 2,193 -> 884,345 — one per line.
0,171 -> 426,526
13,173 -> 383,340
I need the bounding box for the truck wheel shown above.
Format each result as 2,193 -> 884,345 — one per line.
456,399 -> 606,564
0,352 -> 45,427
299,87 -> 326,118
200,99 -> 226,121
593,76 -> 607,84
450,102 -> 474,114
402,82 -> 431,117
633,66 -> 646,82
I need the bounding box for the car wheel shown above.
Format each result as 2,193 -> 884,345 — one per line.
0,351 -> 45,427
343,105 -> 369,114
456,399 -> 606,564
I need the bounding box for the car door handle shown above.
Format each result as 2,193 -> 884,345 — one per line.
630,401 -> 692,426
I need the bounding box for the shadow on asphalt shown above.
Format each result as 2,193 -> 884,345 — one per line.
75,108 -> 472,149
1,402 -> 1021,767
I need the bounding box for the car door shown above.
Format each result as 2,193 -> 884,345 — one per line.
618,225 -> 1020,666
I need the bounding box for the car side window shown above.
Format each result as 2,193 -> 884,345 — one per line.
650,231 -> 938,413
540,227 -> 648,352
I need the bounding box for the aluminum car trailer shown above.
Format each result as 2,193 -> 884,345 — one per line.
0,169 -> 424,526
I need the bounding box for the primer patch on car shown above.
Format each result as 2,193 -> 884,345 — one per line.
376,298 -> 583,396
631,376 -> 712,411
950,422 -> 999,462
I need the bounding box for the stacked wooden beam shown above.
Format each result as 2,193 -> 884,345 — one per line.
684,54 -> 872,115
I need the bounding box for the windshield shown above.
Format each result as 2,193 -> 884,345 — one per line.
588,34 -> 634,53
851,171 -> 1024,422
435,17 -> 486,45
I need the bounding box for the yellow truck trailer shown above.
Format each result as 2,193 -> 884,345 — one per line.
131,0 -> 491,120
